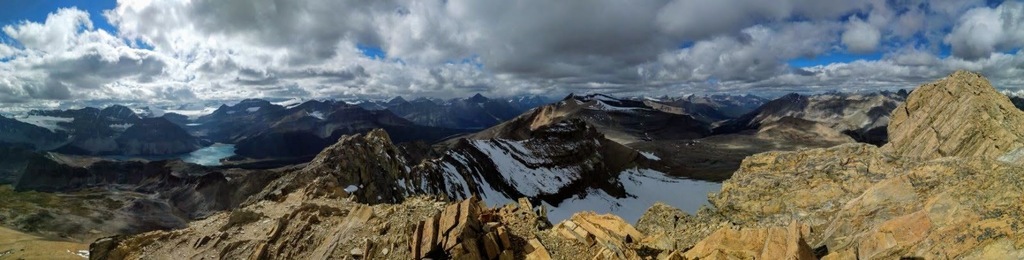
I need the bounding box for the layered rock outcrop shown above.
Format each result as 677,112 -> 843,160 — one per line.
885,70 -> 1024,160
656,70 -> 1024,259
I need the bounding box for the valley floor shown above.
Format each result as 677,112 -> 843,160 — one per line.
0,226 -> 88,259
631,133 -> 852,181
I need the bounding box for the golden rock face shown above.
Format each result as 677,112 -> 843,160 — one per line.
884,70 -> 1024,161
693,70 -> 1024,259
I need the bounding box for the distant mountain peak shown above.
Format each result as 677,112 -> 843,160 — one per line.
100,104 -> 141,121
468,93 -> 489,103
388,96 -> 408,105
779,93 -> 804,100
237,98 -> 271,105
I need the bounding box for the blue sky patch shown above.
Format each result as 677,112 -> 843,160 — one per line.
357,44 -> 386,59
788,52 -> 884,68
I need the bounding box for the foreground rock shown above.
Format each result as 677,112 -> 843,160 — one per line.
671,70 -> 1024,258
679,222 -> 816,259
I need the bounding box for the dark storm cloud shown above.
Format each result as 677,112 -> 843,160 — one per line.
39,51 -> 167,88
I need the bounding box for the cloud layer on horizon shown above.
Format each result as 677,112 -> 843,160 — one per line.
2,0 -> 1024,111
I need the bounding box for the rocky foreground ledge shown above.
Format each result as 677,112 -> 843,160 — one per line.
93,70 -> 1024,259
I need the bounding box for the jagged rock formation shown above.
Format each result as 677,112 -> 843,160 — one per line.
258,128 -> 417,204
644,70 -> 1024,258
884,70 -> 1024,160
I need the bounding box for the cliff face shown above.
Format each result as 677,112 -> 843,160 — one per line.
256,129 -> 417,204
415,118 -> 643,206
884,70 -> 1024,160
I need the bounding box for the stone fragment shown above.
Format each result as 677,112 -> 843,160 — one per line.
496,226 -> 512,249
525,237 -> 552,260
483,233 -> 501,259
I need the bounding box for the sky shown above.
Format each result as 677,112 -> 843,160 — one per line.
1,0 -> 1024,112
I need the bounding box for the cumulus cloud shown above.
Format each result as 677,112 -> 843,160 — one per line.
0,8 -> 171,104
945,2 -> 1024,60
2,0 -> 1024,111
842,17 -> 882,53
646,22 -> 840,84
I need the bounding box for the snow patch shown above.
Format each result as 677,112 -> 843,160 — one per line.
639,151 -> 660,161
14,115 -> 73,133
589,100 -> 645,113
309,111 -> 326,120
469,139 -> 581,197
344,185 -> 359,193
246,107 -> 261,112
110,123 -> 133,131
272,98 -> 304,108
544,168 -> 721,223
165,107 -> 219,119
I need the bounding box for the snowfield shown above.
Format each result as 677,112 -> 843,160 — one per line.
543,168 -> 721,223
440,137 -> 721,224
469,139 -> 583,197
14,115 -> 73,133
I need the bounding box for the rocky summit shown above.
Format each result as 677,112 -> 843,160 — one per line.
885,70 -> 1024,161
92,70 -> 1024,259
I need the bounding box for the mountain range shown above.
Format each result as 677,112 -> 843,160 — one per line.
7,72 -> 1024,259
84,70 -> 1024,259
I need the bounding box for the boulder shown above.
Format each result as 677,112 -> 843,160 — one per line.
554,211 -> 645,259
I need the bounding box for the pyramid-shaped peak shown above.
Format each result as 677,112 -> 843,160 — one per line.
468,93 -> 488,103
388,96 -> 408,105
883,70 -> 1024,161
